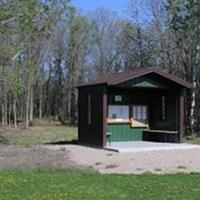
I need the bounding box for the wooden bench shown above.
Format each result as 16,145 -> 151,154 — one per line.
106,132 -> 112,145
143,129 -> 178,142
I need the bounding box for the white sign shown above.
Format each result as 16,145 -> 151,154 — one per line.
114,95 -> 122,102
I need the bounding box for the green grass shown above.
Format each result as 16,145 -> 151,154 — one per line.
185,137 -> 200,145
0,170 -> 200,200
1,124 -> 77,147
1,124 -> 200,199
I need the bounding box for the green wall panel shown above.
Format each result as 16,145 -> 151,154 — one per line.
133,80 -> 161,88
107,124 -> 145,142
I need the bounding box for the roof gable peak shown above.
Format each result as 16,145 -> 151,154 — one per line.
78,67 -> 193,89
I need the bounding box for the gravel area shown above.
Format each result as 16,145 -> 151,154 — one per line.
45,144 -> 200,174
1,144 -> 200,174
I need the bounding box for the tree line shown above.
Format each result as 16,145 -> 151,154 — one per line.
0,0 -> 200,135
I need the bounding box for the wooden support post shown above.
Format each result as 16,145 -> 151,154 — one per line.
179,89 -> 185,143
102,85 -> 107,148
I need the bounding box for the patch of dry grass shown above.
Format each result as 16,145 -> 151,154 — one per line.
0,121 -> 77,147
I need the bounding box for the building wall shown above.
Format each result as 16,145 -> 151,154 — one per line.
78,84 -> 107,147
149,90 -> 179,131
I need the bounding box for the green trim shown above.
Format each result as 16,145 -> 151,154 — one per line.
118,77 -> 167,88
133,80 -> 161,88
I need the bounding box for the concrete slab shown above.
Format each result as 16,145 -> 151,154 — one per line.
105,141 -> 200,153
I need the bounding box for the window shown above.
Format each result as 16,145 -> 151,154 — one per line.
108,105 -> 129,121
87,94 -> 92,125
131,105 -> 148,127
161,96 -> 166,120
132,105 -> 147,122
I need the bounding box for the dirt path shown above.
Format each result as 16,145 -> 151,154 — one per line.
0,145 -> 77,170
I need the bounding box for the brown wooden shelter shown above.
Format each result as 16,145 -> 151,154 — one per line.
77,67 -> 193,148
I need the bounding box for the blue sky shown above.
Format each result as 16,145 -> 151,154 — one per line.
71,0 -> 129,17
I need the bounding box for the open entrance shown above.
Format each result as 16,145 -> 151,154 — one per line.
106,87 -> 179,145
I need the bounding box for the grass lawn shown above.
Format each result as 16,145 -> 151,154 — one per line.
1,123 -> 200,200
0,170 -> 200,200
0,123 -> 77,147
185,138 -> 200,145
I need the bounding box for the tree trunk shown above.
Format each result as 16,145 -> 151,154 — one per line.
8,97 -> 11,126
1,102 -> 5,126
191,71 -> 196,135
190,45 -> 199,135
0,86 -> 3,126
70,88 -> 76,123
4,88 -> 7,126
13,95 -> 17,128
39,87 -> 43,120
29,86 -> 33,126
25,80 -> 31,128
67,90 -> 71,120
137,26 -> 144,68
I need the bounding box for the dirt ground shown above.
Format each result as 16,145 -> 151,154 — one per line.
1,144 -> 200,174
0,144 -> 77,170
63,145 -> 200,174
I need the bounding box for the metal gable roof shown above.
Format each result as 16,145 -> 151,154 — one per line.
77,67 -> 193,89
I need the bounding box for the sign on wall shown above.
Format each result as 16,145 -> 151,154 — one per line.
114,95 -> 122,102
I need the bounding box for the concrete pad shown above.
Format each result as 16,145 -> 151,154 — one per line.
105,141 -> 200,153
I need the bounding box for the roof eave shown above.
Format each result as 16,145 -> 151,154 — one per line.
153,69 -> 194,89
109,68 -> 193,89
76,82 -> 107,88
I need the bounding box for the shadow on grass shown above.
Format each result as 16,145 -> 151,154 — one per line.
45,139 -> 78,145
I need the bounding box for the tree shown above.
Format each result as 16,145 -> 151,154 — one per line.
0,0 -> 71,127
167,0 -> 200,135
88,9 -> 124,78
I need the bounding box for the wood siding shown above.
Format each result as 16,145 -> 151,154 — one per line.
179,89 -> 185,143
78,84 -> 107,147
149,90 -> 179,131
